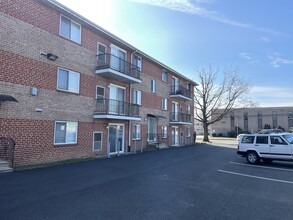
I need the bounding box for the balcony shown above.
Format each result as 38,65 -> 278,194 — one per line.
94,98 -> 141,121
96,53 -> 142,84
170,85 -> 192,101
170,112 -> 192,125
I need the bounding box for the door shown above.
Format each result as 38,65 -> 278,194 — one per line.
172,77 -> 179,94
111,46 -> 126,72
172,127 -> 179,146
109,85 -> 125,114
172,102 -> 179,121
148,117 -> 157,142
108,124 -> 124,154
270,136 -> 292,159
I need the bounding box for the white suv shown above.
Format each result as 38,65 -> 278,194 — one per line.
237,133 -> 293,164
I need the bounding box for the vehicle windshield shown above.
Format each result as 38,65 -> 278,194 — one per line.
282,134 -> 293,144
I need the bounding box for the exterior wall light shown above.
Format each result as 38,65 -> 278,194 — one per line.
40,51 -> 58,61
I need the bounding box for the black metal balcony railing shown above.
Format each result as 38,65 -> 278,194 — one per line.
170,112 -> 191,123
96,53 -> 141,80
170,85 -> 191,99
94,98 -> 139,117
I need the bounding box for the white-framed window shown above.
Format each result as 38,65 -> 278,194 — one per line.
133,90 -> 141,105
162,98 -> 168,110
187,127 -> 191,137
60,15 -> 81,44
134,55 -> 142,71
93,132 -> 102,151
97,42 -> 106,63
133,124 -> 141,140
96,86 -> 105,103
162,70 -> 167,82
151,79 -> 156,93
187,105 -> 191,114
54,121 -> 78,144
57,67 -> 80,93
162,126 -> 167,138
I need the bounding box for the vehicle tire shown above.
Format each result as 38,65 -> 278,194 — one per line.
246,151 -> 260,164
262,158 -> 273,164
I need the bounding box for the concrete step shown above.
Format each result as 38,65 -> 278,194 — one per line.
0,160 -> 13,173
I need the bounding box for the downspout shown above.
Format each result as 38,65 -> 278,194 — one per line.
128,50 -> 137,152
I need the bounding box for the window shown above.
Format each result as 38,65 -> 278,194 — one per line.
133,124 -> 141,140
93,132 -> 102,151
60,15 -> 81,44
162,126 -> 167,138
97,43 -> 106,63
272,111 -> 278,128
187,82 -> 191,91
187,127 -> 191,137
57,68 -> 80,93
243,112 -> 248,132
257,112 -> 263,130
96,86 -> 105,103
162,70 -> 167,82
133,90 -> 141,105
134,55 -> 142,71
256,136 -> 268,144
187,105 -> 191,114
241,136 -> 255,144
151,79 -> 156,93
230,115 -> 235,131
162,98 -> 168,110
54,121 -> 78,144
271,136 -> 286,145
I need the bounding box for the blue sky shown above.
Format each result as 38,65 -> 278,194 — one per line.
56,0 -> 293,107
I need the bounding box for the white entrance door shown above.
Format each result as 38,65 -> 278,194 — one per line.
172,77 -> 179,93
109,85 -> 125,114
108,124 -> 124,154
172,102 -> 179,121
111,46 -> 126,72
172,127 -> 179,146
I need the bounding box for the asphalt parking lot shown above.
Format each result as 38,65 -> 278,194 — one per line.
1,143 -> 293,220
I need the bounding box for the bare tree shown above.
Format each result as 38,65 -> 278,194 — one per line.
194,66 -> 252,142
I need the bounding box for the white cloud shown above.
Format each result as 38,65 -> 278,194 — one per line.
239,53 -> 252,60
268,54 -> 293,68
131,0 -> 284,35
250,86 -> 293,107
260,37 -> 270,43
239,52 -> 259,64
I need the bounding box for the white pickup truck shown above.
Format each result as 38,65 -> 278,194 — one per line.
237,133 -> 293,164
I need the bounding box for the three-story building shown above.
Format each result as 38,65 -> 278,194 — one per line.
0,0 -> 197,168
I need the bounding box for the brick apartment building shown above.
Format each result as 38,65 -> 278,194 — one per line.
0,0 -> 197,168
212,107 -> 293,136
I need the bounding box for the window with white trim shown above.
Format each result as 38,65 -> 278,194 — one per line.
187,105 -> 191,114
57,68 -> 80,93
60,15 -> 81,44
133,124 -> 141,140
134,55 -> 142,71
162,98 -> 168,110
162,70 -> 167,82
162,126 -> 167,138
97,43 -> 106,63
96,86 -> 105,103
54,121 -> 78,144
187,127 -> 191,137
133,90 -> 141,105
151,79 -> 156,93
93,132 -> 102,151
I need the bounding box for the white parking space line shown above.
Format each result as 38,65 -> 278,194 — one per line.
230,162 -> 293,172
218,169 -> 293,185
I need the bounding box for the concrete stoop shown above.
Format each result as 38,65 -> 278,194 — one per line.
0,160 -> 13,173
